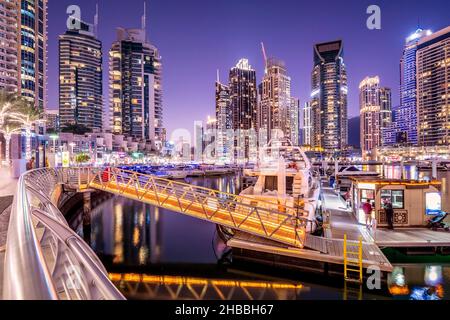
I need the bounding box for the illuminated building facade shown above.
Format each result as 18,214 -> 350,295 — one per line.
302,102 -> 313,146
109,27 -> 164,149
416,26 -> 450,146
229,59 -> 257,131
259,58 -> 291,142
310,40 -> 348,152
59,19 -> 102,131
288,97 -> 300,146
215,76 -> 232,160
20,0 -> 48,110
229,59 -> 257,160
397,28 -> 432,145
0,0 -> 19,93
359,76 -> 392,157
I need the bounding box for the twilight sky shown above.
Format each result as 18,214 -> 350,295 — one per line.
47,0 -> 450,138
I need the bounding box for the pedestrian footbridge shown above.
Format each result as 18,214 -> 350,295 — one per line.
73,167 -> 312,249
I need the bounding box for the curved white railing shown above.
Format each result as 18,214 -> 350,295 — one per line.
2,168 -> 125,300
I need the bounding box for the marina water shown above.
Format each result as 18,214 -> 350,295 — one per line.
89,165 -> 450,300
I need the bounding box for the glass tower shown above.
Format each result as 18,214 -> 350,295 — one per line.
109,28 -> 164,149
398,28 -> 432,145
311,40 -> 348,153
59,20 -> 103,131
20,0 -> 48,110
416,26 -> 450,146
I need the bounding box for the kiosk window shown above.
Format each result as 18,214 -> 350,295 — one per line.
381,189 -> 404,209
361,189 -> 375,201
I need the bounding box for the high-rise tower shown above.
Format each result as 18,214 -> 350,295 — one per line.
109,6 -> 163,149
399,28 -> 433,145
215,71 -> 232,160
0,0 -> 19,93
59,18 -> 103,131
229,59 -> 257,131
359,76 -> 392,157
20,0 -> 48,110
310,40 -> 348,153
416,26 -> 450,146
259,57 -> 292,142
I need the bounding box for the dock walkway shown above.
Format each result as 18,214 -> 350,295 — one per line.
227,185 -> 393,272
374,228 -> 450,248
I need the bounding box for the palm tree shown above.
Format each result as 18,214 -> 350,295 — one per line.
1,122 -> 22,165
8,99 -> 41,160
0,91 -> 24,130
0,91 -> 26,164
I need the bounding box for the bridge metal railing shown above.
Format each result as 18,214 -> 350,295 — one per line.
75,167 -> 313,248
2,168 -> 125,300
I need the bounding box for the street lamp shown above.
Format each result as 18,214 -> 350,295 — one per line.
69,142 -> 76,164
49,134 -> 59,153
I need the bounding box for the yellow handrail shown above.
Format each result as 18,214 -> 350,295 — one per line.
343,234 -> 363,283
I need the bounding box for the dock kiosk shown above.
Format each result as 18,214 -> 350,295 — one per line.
350,178 -> 443,228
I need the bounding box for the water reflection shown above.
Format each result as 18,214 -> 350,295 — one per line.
388,265 -> 449,300
109,273 -> 306,300
91,175 -> 241,266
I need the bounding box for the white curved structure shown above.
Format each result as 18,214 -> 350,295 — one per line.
3,168 -> 124,300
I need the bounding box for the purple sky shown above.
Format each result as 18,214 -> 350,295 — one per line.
47,0 -> 450,137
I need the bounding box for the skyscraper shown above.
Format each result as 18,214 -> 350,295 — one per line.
59,19 -> 103,131
398,28 -> 433,145
288,97 -> 300,146
229,58 -> 257,161
303,102 -> 313,146
109,25 -> 164,149
0,0 -> 47,108
20,0 -> 48,110
359,76 -> 392,157
259,58 -> 291,142
229,59 -> 257,131
416,26 -> 450,146
0,0 -> 19,93
310,40 -> 348,153
215,73 -> 232,160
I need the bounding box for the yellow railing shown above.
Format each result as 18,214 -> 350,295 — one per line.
343,234 -> 363,283
72,167 -> 313,248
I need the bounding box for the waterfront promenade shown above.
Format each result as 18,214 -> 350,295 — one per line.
0,167 -> 18,248
0,167 -> 17,248
0,167 -> 17,298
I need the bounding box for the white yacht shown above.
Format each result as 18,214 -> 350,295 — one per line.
239,139 -> 321,232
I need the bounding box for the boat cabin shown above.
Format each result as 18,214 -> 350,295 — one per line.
350,177 -> 443,228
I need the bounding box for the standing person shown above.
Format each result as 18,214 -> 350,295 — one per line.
384,199 -> 394,230
344,190 -> 351,209
361,199 -> 373,229
26,157 -> 35,171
